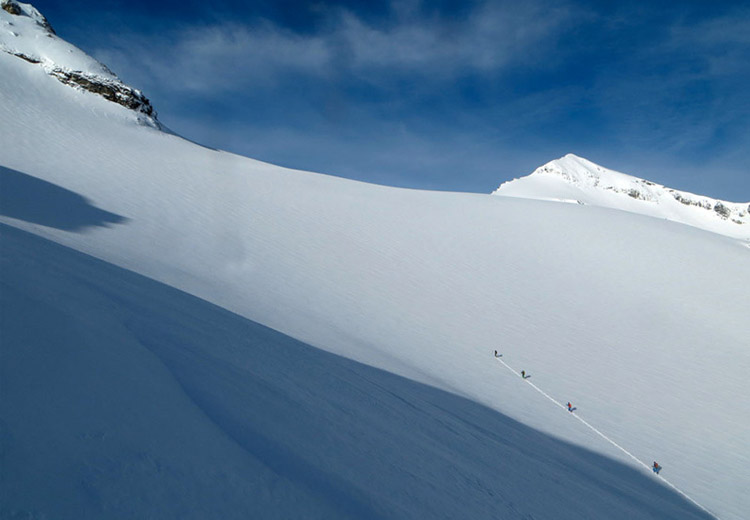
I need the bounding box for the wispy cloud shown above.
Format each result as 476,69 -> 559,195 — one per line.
334,2 -> 570,75
95,0 -> 573,94
97,22 -> 330,92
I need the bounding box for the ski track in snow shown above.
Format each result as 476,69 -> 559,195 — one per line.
494,356 -> 719,519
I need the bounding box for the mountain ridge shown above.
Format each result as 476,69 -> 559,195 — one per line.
494,153 -> 750,240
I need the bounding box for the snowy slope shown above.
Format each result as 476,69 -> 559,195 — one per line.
493,154 -> 750,240
0,223 -> 713,520
2,4 -> 749,520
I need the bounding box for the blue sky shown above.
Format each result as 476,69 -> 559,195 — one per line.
38,0 -> 749,199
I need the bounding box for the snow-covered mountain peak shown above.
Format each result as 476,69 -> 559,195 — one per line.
1,1 -> 109,76
535,153 -> 643,185
494,154 -> 750,240
0,0 -> 158,125
2,0 -> 54,34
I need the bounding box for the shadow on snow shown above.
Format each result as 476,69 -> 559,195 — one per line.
0,224 -> 713,520
0,165 -> 126,230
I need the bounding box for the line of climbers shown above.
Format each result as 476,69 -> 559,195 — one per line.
493,350 -> 663,475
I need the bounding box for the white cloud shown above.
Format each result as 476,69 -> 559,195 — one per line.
95,0 -> 573,94
98,22 -> 331,93
336,2 -> 568,73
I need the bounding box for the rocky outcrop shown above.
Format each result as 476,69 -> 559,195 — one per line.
1,0 -> 21,16
714,202 -> 731,219
10,51 -> 40,63
627,188 -> 645,200
670,191 -> 713,210
49,69 -> 156,117
2,47 -> 159,123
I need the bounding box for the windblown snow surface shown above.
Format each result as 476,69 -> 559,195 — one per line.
1,4 -> 749,519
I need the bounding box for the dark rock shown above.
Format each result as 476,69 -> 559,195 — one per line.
36,12 -> 56,35
12,52 -> 41,64
49,69 -> 157,119
671,192 -> 712,210
627,189 -> 643,200
2,0 -> 21,15
714,202 -> 730,218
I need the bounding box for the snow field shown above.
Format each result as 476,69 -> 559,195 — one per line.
0,224 -> 716,519
1,14 -> 750,519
